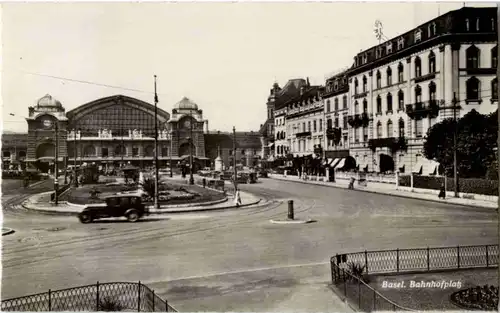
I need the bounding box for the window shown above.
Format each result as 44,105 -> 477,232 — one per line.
363,99 -> 368,113
398,90 -> 404,110
387,67 -> 392,85
241,149 -> 246,156
132,147 -> 139,156
326,100 -> 331,112
319,119 -> 323,132
429,51 -> 436,73
327,119 -> 332,129
492,46 -> 497,68
3,151 -> 10,158
302,122 -> 306,132
18,151 -> 26,158
162,146 -> 169,157
466,76 -> 480,100
334,118 -> 339,128
387,120 -> 393,137
354,101 -> 359,114
476,18 -> 480,31
398,119 -> 405,137
307,121 -> 311,132
386,42 -> 393,54
343,95 -> 347,109
428,23 -> 436,36
343,114 -> 348,128
492,79 -> 498,100
414,29 -> 422,42
363,76 -> 367,92
387,93 -> 393,112
84,145 -> 96,157
429,82 -> 437,101
313,120 -> 317,132
398,62 -> 404,83
414,57 -> 422,77
363,127 -> 368,142
354,128 -> 359,143
354,79 -> 359,94
376,71 -> 382,88
377,121 -> 382,138
102,147 -> 108,157
415,119 -> 423,138
415,85 -> 422,103
397,37 -> 405,50
334,98 -> 339,111
466,18 -> 470,31
376,96 -> 382,113
466,45 -> 479,68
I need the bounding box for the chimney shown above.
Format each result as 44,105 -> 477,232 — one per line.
205,120 -> 209,133
306,77 -> 310,86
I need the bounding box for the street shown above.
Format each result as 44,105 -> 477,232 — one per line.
1,178 -> 497,311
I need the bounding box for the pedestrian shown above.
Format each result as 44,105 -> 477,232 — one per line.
234,188 -> 242,207
438,183 -> 446,199
348,177 -> 355,190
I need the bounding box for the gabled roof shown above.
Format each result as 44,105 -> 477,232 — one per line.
274,78 -> 309,110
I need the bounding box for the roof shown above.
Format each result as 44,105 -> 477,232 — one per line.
174,97 -> 198,110
204,132 -> 261,150
37,94 -> 62,108
283,85 -> 324,107
274,79 -> 309,110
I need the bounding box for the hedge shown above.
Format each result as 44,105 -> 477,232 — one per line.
399,175 -> 499,196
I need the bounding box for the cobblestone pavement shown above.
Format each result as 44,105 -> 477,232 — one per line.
2,178 -> 497,311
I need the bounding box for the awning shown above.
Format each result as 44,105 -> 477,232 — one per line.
334,158 -> 346,169
412,162 -> 423,174
398,163 -> 406,173
427,160 -> 440,175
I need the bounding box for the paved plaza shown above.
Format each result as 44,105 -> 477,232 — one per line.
1,178 -> 497,311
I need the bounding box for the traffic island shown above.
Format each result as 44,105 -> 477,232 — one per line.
2,228 -> 15,236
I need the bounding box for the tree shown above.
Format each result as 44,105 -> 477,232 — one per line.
423,109 -> 498,178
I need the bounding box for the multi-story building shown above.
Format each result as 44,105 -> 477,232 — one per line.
286,84 -> 325,157
204,131 -> 262,168
323,69 -> 350,164
347,6 -> 497,175
1,133 -> 28,170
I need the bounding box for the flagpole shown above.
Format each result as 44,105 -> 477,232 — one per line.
154,75 -> 160,210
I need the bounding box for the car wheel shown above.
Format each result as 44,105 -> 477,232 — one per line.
79,213 -> 93,224
126,210 -> 140,222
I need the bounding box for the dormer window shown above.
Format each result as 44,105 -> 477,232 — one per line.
397,37 -> 405,50
476,18 -> 480,31
428,22 -> 437,36
386,42 -> 393,54
466,18 -> 470,31
414,29 -> 422,42
363,54 -> 368,64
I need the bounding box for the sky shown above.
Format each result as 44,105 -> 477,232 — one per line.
1,1 -> 494,133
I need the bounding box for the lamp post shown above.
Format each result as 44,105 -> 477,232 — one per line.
154,75 -> 160,209
233,126 -> 238,192
73,128 -> 78,187
54,121 -> 59,205
189,110 -> 194,185
452,92 -> 459,197
169,129 -> 173,178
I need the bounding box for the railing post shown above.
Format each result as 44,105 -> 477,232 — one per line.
457,246 -> 460,269
138,281 -> 141,312
427,247 -> 430,271
166,300 -> 169,312
152,290 -> 155,311
364,250 -> 369,275
48,289 -> 52,311
396,249 -> 399,272
486,245 -> 489,267
96,281 -> 100,311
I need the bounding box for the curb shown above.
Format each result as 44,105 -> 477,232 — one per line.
149,198 -> 263,214
270,218 -> 314,224
269,176 -> 497,211
2,228 -> 15,236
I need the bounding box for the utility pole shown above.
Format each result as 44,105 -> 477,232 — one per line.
154,75 -> 160,209
496,3 -> 500,310
453,92 -> 459,197
169,128 -> 173,177
189,109 -> 194,185
54,121 -> 59,205
73,128 -> 78,187
233,126 -> 238,192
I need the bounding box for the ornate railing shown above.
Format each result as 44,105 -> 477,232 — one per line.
295,131 -> 311,138
368,137 -> 408,153
1,281 -> 177,312
405,100 -> 441,120
330,244 -> 498,312
347,113 -> 370,128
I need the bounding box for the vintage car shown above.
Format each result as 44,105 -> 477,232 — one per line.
231,172 -> 258,184
78,194 -> 149,223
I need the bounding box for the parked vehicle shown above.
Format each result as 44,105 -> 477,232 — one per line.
78,194 -> 149,223
257,169 -> 269,178
231,172 -> 257,184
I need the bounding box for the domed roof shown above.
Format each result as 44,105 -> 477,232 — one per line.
174,97 -> 198,110
37,94 -> 62,108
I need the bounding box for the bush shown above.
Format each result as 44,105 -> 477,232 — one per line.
99,297 -> 124,311
399,175 -> 499,196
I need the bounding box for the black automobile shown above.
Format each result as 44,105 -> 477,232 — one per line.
78,194 -> 149,223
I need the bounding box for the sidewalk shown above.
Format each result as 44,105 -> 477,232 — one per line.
269,174 -> 497,210
22,190 -> 262,215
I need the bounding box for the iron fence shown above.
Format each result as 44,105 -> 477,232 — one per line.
1,281 -> 177,312
330,244 -> 499,312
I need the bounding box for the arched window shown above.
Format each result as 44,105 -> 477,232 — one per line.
354,78 -> 359,94
377,121 -> 383,138
84,145 -> 96,157
386,67 -> 392,85
398,62 -> 404,83
387,120 -> 393,137
343,95 -> 347,109
492,46 -> 497,68
376,71 -> 382,88
492,78 -> 498,100
429,82 -> 437,101
414,56 -> 422,77
362,76 -> 367,92
334,98 -> 339,111
144,145 -> 155,157
466,76 -> 480,100
398,90 -> 404,110
466,45 -> 479,68
327,118 -> 333,129
326,100 -> 331,112
387,93 -> 393,112
376,96 -> 382,114
354,101 -> 359,114
415,85 -> 422,103
398,118 -> 405,137
18,151 -> 26,158
363,99 -> 368,113
428,51 -> 436,73
114,145 -> 126,156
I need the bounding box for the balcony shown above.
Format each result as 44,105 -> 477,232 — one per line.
405,100 -> 441,120
368,137 -> 408,153
326,127 -> 342,145
354,91 -> 369,99
347,112 -> 370,128
295,131 -> 311,138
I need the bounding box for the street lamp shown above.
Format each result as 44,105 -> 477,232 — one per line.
189,110 -> 194,185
